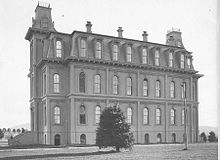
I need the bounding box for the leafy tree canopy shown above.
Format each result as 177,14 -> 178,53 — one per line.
96,105 -> 134,151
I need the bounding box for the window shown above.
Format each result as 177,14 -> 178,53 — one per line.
80,134 -> 86,144
54,134 -> 61,145
94,74 -> 101,94
95,41 -> 102,59
79,105 -> 86,124
143,107 -> 149,124
113,44 -> 118,61
170,108 -> 175,125
80,39 -> 86,57
155,80 -> 161,97
54,106 -> 61,124
95,106 -> 101,124
181,82 -> 186,99
145,134 -> 149,144
53,74 -> 60,93
187,57 -> 191,69
56,40 -> 62,58
155,49 -> 160,66
169,51 -> 173,67
157,133 -> 162,143
156,108 -> 161,124
127,107 -> 132,124
127,77 -> 132,95
43,72 -> 46,95
180,54 -> 185,69
143,79 -> 148,96
172,133 -> 176,143
182,109 -> 185,125
113,76 -> 119,95
170,81 -> 175,98
127,46 -> 132,62
142,48 -> 147,64
79,72 -> 85,93
44,104 -> 46,126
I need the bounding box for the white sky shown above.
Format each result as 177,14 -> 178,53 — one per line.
0,0 -> 217,128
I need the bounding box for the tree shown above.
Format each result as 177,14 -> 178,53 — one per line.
0,129 -> 4,139
17,128 -> 21,133
7,128 -> 11,132
200,132 -> 207,142
21,128 -> 25,133
208,131 -> 217,142
2,128 -> 6,133
96,105 -> 134,151
12,129 -> 16,133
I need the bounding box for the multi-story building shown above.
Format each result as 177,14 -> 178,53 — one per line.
11,3 -> 203,145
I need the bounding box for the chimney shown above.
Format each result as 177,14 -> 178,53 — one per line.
86,21 -> 92,33
142,31 -> 148,42
117,27 -> 123,38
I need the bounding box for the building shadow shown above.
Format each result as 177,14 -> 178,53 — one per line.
0,150 -> 118,160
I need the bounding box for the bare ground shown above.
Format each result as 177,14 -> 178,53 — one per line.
0,143 -> 217,160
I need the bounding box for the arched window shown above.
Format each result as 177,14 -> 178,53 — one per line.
80,134 -> 86,144
157,133 -> 162,143
127,77 -> 132,95
79,105 -> 86,124
54,106 -> 61,124
44,135 -> 46,144
143,107 -> 149,124
94,74 -> 101,93
79,72 -> 85,93
113,76 -> 119,95
113,44 -> 118,61
172,133 -> 176,143
156,108 -> 161,125
155,49 -> 160,66
169,51 -> 173,67
143,79 -> 148,96
127,107 -> 132,124
180,54 -> 185,69
95,41 -> 102,59
80,39 -> 86,57
182,109 -> 185,125
145,133 -> 149,144
53,74 -> 60,93
142,48 -> 147,64
170,108 -> 175,125
95,106 -> 101,124
170,81 -> 175,98
54,134 -> 60,145
155,80 -> 161,97
181,82 -> 186,99
127,46 -> 132,62
56,40 -> 62,58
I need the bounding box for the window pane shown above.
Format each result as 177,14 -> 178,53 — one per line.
127,77 -> 132,95
53,74 -> 60,93
142,48 -> 147,64
94,75 -> 101,93
96,42 -> 101,59
56,40 -> 62,58
156,108 -> 161,124
113,76 -> 118,94
155,49 -> 160,66
169,52 -> 173,67
170,109 -> 175,124
79,72 -> 85,93
54,107 -> 61,124
81,39 -> 86,57
181,54 -> 185,68
143,80 -> 148,96
156,81 -> 160,97
143,108 -> 148,124
170,81 -> 175,98
95,106 -> 101,124
80,105 -> 86,124
127,46 -> 132,62
113,44 -> 118,61
127,107 -> 132,124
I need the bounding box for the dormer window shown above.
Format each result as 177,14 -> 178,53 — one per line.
142,48 -> 147,64
113,44 -> 119,61
155,49 -> 160,66
127,45 -> 132,62
80,39 -> 86,57
56,40 -> 62,58
187,57 -> 191,69
180,54 -> 185,69
169,51 -> 173,67
95,41 -> 102,59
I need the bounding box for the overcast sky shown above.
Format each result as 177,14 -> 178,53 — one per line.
0,0 -> 217,128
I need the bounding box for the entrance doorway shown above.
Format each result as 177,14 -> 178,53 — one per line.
54,134 -> 60,145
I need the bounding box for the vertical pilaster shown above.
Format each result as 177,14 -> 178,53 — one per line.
190,77 -> 193,101
70,63 -> 75,94
137,70 -> 140,97
165,74 -> 168,98
137,101 -> 141,143
106,68 -> 109,95
164,102 -> 167,143
70,97 -> 76,143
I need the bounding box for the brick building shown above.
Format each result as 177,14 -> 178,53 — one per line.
11,3 -> 203,145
